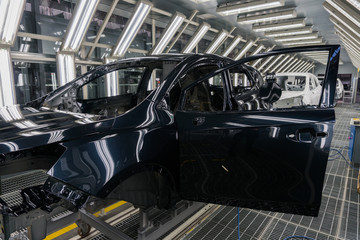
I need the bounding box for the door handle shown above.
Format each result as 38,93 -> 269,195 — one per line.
192,116 -> 205,126
286,128 -> 327,143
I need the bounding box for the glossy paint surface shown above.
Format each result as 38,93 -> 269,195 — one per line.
0,46 -> 340,216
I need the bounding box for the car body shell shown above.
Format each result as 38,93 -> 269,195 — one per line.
273,72 -> 322,108
0,45 -> 341,217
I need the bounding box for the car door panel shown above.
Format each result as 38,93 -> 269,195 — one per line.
176,45 -> 340,217
178,109 -> 334,216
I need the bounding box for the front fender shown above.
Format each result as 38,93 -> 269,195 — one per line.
46,125 -> 178,205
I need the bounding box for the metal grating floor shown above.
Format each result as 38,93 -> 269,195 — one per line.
0,170 -> 48,207
185,104 -> 360,240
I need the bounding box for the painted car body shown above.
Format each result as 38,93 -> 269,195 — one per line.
0,45 -> 340,217
273,72 -> 322,108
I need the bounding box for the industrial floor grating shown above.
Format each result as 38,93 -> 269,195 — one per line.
0,170 -> 48,207
185,104 -> 360,240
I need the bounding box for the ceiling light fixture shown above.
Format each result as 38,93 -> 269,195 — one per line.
151,12 -> 185,55
324,2 -> 360,38
346,0 -> 360,11
61,0 -> 100,52
234,40 -> 255,60
112,0 -> 153,57
237,9 -> 296,25
251,45 -> 276,67
0,0 -> 26,45
182,22 -> 210,53
263,54 -> 283,72
281,39 -> 323,46
283,58 -> 300,72
274,33 -> 319,42
258,56 -> 275,71
253,19 -> 305,32
205,29 -> 228,54
265,26 -> 313,37
0,49 -> 16,106
326,0 -> 360,27
277,55 -> 294,72
222,36 -> 242,57
288,59 -> 304,72
331,17 -> 360,41
250,44 -> 265,56
217,0 -> 284,16
271,55 -> 290,72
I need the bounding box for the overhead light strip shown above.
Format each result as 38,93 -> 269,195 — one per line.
324,2 -> 360,39
253,19 -> 305,32
217,0 -> 285,16
326,0 -> 360,28
237,9 -> 296,25
277,55 -> 294,72
112,0 -> 153,57
271,55 -> 290,72
0,0 -> 26,45
151,12 -> 185,55
222,36 -> 242,57
205,29 -> 228,54
251,45 -> 276,67
61,0 -> 100,52
263,54 -> 283,73
265,26 -> 313,37
274,33 -> 318,42
282,39 -> 323,46
182,23 -> 210,53
234,40 -> 255,60
283,58 -> 300,72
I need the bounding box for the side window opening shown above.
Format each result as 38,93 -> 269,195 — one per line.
183,72 -> 225,112
229,66 -> 265,111
169,64 -> 223,112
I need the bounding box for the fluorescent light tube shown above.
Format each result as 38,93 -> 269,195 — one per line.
62,0 -> 100,52
274,33 -> 318,42
182,23 -> 210,53
0,49 -> 16,106
234,40 -> 254,60
250,44 -> 265,56
57,53 -> 76,86
282,58 -> 299,72
263,54 -> 283,72
292,60 -> 307,72
151,12 -> 185,55
277,55 -> 294,72
237,9 -> 296,24
331,17 -> 360,42
346,0 -> 360,11
205,29 -> 228,54
326,0 -> 360,28
217,0 -> 284,16
272,55 -> 290,72
282,39 -> 323,46
258,56 -> 275,71
251,45 -> 275,67
324,2 -> 360,39
288,59 -> 303,72
112,0 -> 153,57
253,19 -> 305,32
222,36 -> 242,57
265,26 -> 313,37
0,0 -> 26,45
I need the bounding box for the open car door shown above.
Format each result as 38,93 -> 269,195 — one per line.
175,45 -> 340,217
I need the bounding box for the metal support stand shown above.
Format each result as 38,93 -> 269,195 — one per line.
79,208 -> 133,240
76,201 -> 204,240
